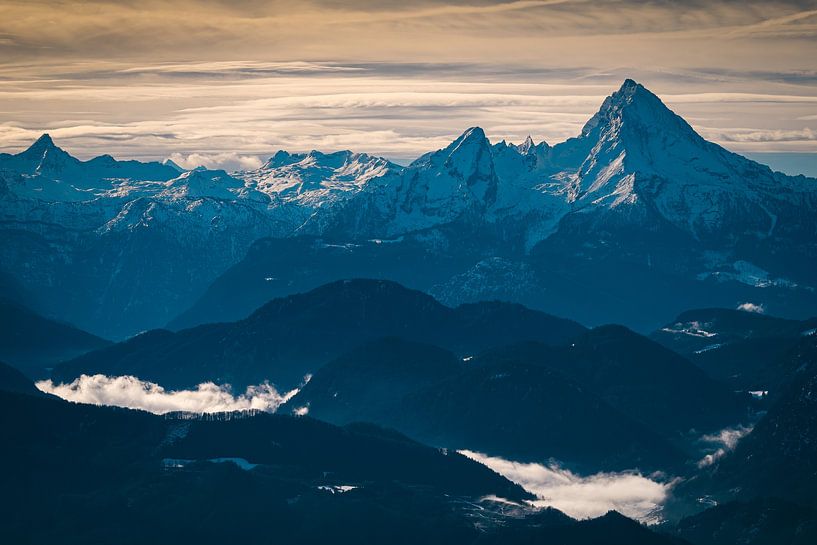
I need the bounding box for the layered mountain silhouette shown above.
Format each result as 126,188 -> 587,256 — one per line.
4,79 -> 817,543
286,321 -> 748,471
0,361 -> 45,396
470,326 -> 750,438
52,279 -> 758,472
285,338 -> 465,425
309,342 -> 686,471
53,279 -> 586,390
0,298 -> 109,378
0,363 -> 684,545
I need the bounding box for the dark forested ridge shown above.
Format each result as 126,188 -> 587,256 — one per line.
0,370 -> 685,545
0,298 -> 110,378
53,279 -> 585,390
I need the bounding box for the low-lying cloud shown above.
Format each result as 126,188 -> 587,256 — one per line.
167,151 -> 264,171
737,302 -> 765,313
697,425 -> 753,468
459,450 -> 671,523
35,374 -> 300,415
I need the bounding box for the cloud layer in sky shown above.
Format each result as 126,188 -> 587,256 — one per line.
459,450 -> 672,523
35,374 -> 301,414
0,1 -> 815,172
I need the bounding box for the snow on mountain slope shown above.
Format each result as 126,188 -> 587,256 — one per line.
242,149 -> 399,204
0,134 -> 179,195
233,149 -> 402,234
4,81 -> 814,248
158,169 -> 260,201
324,80 -> 816,250
326,127 -> 569,246
1,79 -> 816,337
551,80 -> 816,241
366,127 -> 502,232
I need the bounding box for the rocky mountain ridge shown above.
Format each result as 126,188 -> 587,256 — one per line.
2,79 -> 815,338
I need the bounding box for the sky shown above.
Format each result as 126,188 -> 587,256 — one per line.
1,0 -> 816,174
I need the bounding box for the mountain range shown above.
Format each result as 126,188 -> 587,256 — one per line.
2,79 -> 815,339
4,77 -> 817,544
0,297 -> 110,378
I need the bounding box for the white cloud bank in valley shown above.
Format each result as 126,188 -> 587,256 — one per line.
459,450 -> 671,523
35,374 -> 300,415
697,425 -> 754,468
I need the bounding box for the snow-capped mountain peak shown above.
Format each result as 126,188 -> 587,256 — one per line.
415,127 -> 491,180
578,79 -> 691,148
263,150 -> 297,169
1,80 -> 814,251
12,133 -> 80,177
448,126 -> 489,153
87,154 -> 118,166
415,126 -> 498,205
2,79 -> 817,340
26,133 -> 58,153
553,79 -> 816,240
237,148 -> 400,217
159,169 -> 246,200
517,135 -> 536,154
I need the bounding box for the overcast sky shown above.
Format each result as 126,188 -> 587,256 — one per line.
1,0 -> 816,173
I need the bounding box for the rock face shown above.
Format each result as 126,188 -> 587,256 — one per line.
2,79 -> 816,338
